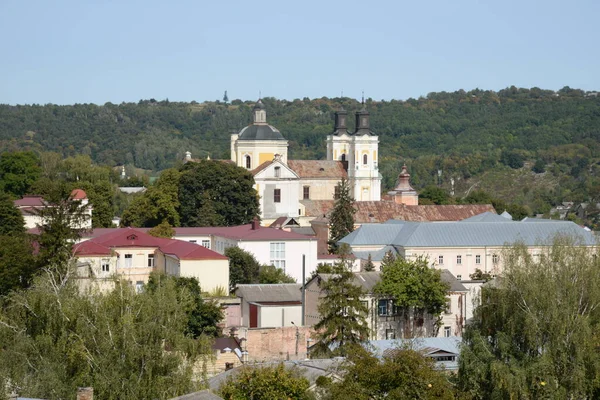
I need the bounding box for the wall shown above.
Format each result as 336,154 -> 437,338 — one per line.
297,178 -> 339,201
179,258 -> 229,293
258,304 -> 302,328
237,326 -> 315,362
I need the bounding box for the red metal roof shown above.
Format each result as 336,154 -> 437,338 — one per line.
70,189 -> 88,200
14,196 -> 46,207
171,224 -> 313,241
74,228 -> 227,260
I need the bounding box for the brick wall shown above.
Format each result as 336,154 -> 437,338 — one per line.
239,326 -> 315,362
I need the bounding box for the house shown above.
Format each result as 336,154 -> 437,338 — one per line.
74,228 -> 229,293
14,188 -> 93,230
368,336 -> 462,371
234,284 -> 302,328
304,270 -> 467,339
339,212 -> 597,279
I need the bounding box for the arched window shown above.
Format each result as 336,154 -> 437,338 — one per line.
363,154 -> 368,165
341,153 -> 346,162
245,155 -> 251,169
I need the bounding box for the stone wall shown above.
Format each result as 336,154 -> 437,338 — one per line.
238,326 -> 315,362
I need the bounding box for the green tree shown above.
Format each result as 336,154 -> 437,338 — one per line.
532,158 -> 546,173
258,264 -> 296,284
0,191 -> 25,235
322,345 -> 456,400
418,185 -> 451,205
148,220 -> 175,238
313,256 -> 369,357
458,237 -> 600,399
0,271 -> 211,399
328,178 -> 356,254
500,149 -> 525,169
469,268 -> 492,282
363,254 -> 375,271
380,250 -> 396,271
0,234 -> 37,296
146,273 -> 223,338
462,189 -> 494,204
374,257 -> 448,338
0,151 -> 41,197
178,160 -> 259,227
225,247 -> 260,291
219,363 -> 311,400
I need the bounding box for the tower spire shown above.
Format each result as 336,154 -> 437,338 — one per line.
361,90 -> 364,105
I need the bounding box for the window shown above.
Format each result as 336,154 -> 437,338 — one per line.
475,254 -> 481,264
363,154 -> 368,165
303,186 -> 310,200
378,299 -> 389,316
101,259 -> 110,273
135,281 -> 144,293
444,326 -> 451,337
340,153 -> 346,162
438,255 -> 444,265
189,240 -> 197,243
274,166 -> 281,177
124,254 -> 133,268
492,254 -> 500,264
270,242 -> 285,269
147,254 -> 154,268
445,298 -> 452,314
245,155 -> 251,169
201,240 -> 210,249
457,275 -> 462,280
385,329 -> 396,340
334,186 -> 340,199
456,255 -> 462,264
273,189 -> 281,203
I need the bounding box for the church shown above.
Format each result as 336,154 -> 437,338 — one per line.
228,99 -> 382,225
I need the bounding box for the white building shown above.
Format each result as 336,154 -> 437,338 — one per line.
234,284 -> 302,328
14,189 -> 93,230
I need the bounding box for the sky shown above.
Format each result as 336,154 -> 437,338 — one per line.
1,0 -> 599,105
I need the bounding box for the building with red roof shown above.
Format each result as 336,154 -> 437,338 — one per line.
74,228 -> 229,293
14,189 -> 93,230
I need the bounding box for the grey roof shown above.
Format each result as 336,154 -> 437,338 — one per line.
238,124 -> 285,141
460,211 -> 510,223
367,337 -> 462,370
317,270 -> 464,293
168,390 -> 223,400
235,284 -> 301,302
290,226 -> 316,236
118,186 -> 147,194
208,359 -> 345,391
341,217 -> 596,247
353,245 -> 399,262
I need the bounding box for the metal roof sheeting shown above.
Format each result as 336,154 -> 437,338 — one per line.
235,284 -> 302,302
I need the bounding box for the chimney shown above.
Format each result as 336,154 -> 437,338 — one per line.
77,387 -> 94,400
251,217 -> 260,230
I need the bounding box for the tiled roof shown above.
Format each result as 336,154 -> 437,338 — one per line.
74,228 -> 227,260
235,284 -> 302,302
340,218 -> 597,247
287,160 -> 347,179
301,200 -> 496,223
70,189 -> 87,200
251,160 -> 273,175
14,195 -> 46,207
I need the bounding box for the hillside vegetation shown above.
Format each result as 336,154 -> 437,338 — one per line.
1,86 -> 599,214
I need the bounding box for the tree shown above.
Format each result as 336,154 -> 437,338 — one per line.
418,185 -> 451,205
0,234 -> 37,296
328,178 -> 356,254
148,220 -> 175,238
178,160 -> 259,227
0,271 -> 211,399
219,364 -> 311,400
458,237 -> 600,399
0,191 -> 25,235
469,268 -> 492,282
0,151 -> 41,197
223,90 -> 229,104
500,149 -> 525,169
363,254 -> 375,271
146,273 -> 223,338
462,189 -> 494,205
374,257 -> 448,338
380,250 -> 396,271
321,345 -> 456,400
532,158 -> 546,173
258,264 -> 296,284
313,256 -> 369,357
224,247 -> 260,291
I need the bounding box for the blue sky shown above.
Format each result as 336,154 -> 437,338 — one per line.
1,0 -> 598,105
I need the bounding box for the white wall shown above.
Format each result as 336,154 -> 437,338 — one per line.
238,239 -> 318,283
258,304 -> 302,328
179,258 -> 229,293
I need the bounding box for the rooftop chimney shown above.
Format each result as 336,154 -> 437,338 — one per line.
251,217 -> 260,230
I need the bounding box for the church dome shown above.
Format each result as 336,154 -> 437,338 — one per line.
238,124 -> 285,141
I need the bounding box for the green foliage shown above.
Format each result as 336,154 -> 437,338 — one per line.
374,257 -> 449,338
462,189 -> 494,205
459,238 -> 600,399
148,220 -> 175,238
380,250 -> 396,271
258,264 -> 296,284
313,257 -> 369,357
219,363 -> 311,400
0,151 -> 41,197
178,160 -> 259,227
468,268 -> 492,282
532,158 -> 546,173
307,262 -> 335,282
322,345 -> 456,400
500,149 -> 525,169
363,254 -> 375,272
418,185 -> 452,205
0,234 -> 37,296
0,271 -> 211,400
328,178 -> 355,254
0,191 -> 25,235
146,273 -> 223,338
225,247 -> 260,291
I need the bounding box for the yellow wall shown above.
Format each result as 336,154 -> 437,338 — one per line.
259,153 -> 274,164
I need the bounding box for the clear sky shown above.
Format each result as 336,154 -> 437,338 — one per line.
1,0 -> 598,105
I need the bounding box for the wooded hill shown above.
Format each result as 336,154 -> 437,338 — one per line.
1,86 -> 599,210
